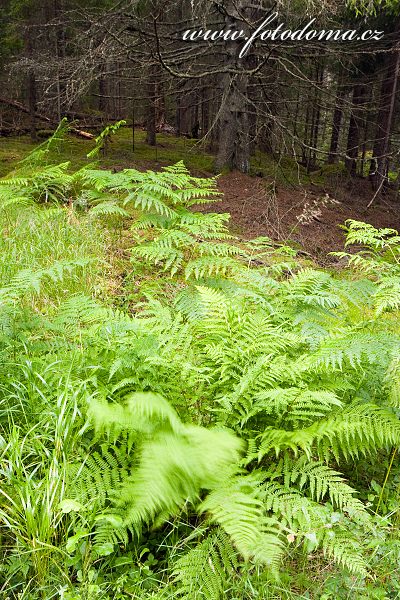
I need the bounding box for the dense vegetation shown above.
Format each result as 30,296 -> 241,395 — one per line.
0,126 -> 399,599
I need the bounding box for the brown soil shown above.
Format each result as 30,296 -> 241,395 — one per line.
209,172 -> 400,263
118,157 -> 400,264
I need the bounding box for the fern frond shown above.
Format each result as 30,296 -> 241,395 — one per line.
199,475 -> 283,567
89,201 -> 129,217
119,426 -> 243,529
153,229 -> 196,249
173,531 -> 237,600
386,351 -> 400,408
374,276 -> 400,314
185,256 -> 242,280
125,189 -> 177,217
54,294 -> 109,329
321,530 -> 368,576
196,242 -> 245,258
177,210 -> 230,233
306,331 -> 395,371
257,402 -> 400,460
132,243 -> 184,275
275,456 -> 367,519
89,393 -> 184,438
243,387 -> 343,427
343,220 -> 400,250
175,285 -> 232,322
0,259 -> 93,303
67,445 -> 130,508
286,268 -> 341,309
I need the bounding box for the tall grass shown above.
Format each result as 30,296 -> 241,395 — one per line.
0,203 -> 112,312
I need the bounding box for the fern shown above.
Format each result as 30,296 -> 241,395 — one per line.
199,475 -> 283,567
3,154 -> 400,595
18,118 -> 70,167
87,120 -> 127,158
0,162 -> 73,203
173,531 -> 238,600
374,275 -> 400,314
321,530 -> 368,576
256,402 -> 400,461
0,259 -> 93,303
67,444 -> 131,508
386,351 -> 400,407
271,456 -> 367,518
85,393 -> 286,570
89,201 -> 130,217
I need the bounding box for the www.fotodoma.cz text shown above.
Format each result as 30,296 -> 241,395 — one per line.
182,12 -> 384,59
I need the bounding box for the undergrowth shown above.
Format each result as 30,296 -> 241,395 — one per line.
0,124 -> 399,600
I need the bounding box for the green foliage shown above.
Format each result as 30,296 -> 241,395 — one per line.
0,126 -> 216,177
87,120 -> 127,158
333,219 -> 400,314
172,531 -> 239,599
347,0 -> 400,16
0,150 -> 400,599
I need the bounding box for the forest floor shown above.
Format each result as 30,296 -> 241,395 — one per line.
1,127 -> 399,262
214,171 -> 400,263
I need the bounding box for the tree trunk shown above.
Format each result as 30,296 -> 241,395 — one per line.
190,99 -> 199,138
54,0 -> 66,121
360,87 -> 372,177
99,77 -> 108,117
292,88 -> 300,159
175,93 -> 182,136
27,70 -> 37,141
113,62 -> 122,119
302,100 -> 311,166
145,72 -> 156,146
309,59 -> 323,171
215,1 -> 250,173
24,25 -> 37,141
155,79 -> 166,130
201,87 -> 209,139
371,31 -> 400,191
132,99 -> 135,152
345,84 -> 365,176
328,75 -> 346,164
215,73 -> 249,173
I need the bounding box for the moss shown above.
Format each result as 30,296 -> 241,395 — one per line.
1,126 -> 346,188
250,152 -> 349,188
250,151 -> 311,186
0,128 -> 215,177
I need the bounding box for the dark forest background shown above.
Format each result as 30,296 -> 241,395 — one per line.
1,0 -> 400,196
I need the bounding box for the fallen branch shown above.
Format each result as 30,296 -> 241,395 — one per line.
0,96 -> 94,139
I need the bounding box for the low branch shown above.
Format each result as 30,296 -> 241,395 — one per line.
0,96 -> 94,139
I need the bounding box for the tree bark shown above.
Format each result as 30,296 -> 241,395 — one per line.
345,84 -> 365,176
24,24 -> 37,141
215,1 -> 250,173
99,77 -> 108,117
145,68 -> 157,146
309,59 -> 324,171
328,74 -> 346,164
201,87 -> 209,139
54,0 -> 66,121
215,73 -> 250,173
155,79 -> 166,130
371,30 -> 400,191
175,93 -> 182,136
27,70 -> 37,141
